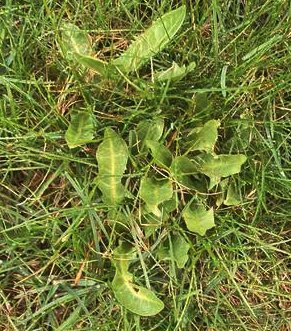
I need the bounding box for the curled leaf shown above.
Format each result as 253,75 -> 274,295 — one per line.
112,242 -> 164,316
155,61 -> 196,82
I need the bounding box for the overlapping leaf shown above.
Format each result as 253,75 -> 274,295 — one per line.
146,140 -> 172,168
170,156 -> 203,190
199,154 -> 247,189
136,119 -> 164,152
140,177 -> 173,216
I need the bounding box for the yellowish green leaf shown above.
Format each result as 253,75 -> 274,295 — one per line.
186,120 -> 220,153
146,140 -> 172,168
199,154 -> 247,189
182,203 -> 215,236
112,242 -> 164,316
65,110 -> 94,149
140,177 -> 173,216
96,128 -> 128,205
112,6 -> 186,73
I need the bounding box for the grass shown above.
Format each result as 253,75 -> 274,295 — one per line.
0,0 -> 290,330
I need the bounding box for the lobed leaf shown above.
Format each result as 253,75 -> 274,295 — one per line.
199,154 -> 247,189
112,6 -> 186,73
182,203 -> 215,236
186,120 -> 220,153
65,110 -> 94,149
140,177 -> 173,216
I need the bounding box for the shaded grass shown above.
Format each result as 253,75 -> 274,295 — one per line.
1,1 -> 290,330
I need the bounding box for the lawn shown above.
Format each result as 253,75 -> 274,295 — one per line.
0,1 -> 290,330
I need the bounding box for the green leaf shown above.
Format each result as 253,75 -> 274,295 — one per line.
112,242 -> 164,316
186,120 -> 220,153
112,6 -> 186,73
96,128 -> 128,205
136,119 -> 164,153
146,140 -> 172,168
156,234 -> 189,268
170,156 -> 201,189
224,182 -> 241,206
65,110 -> 94,148
163,192 -> 179,213
199,154 -> 247,189
182,203 -> 215,236
155,61 -> 196,82
73,53 -> 115,77
172,234 -> 190,268
140,177 -> 173,216
142,212 -> 164,239
215,178 -> 229,207
60,23 -> 92,62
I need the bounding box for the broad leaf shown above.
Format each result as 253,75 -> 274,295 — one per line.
224,182 -> 241,206
146,140 -> 172,168
140,177 -> 173,216
65,110 -> 94,148
112,6 -> 186,73
215,178 -> 229,207
186,120 -> 220,153
199,154 -> 247,189
163,191 -> 179,213
182,203 -> 215,236
170,156 -> 203,190
172,234 -> 190,268
74,53 -> 114,77
156,234 -> 190,269
112,242 -> 164,316
96,128 -> 128,205
136,119 -> 164,152
60,23 -> 92,62
155,61 -> 196,82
